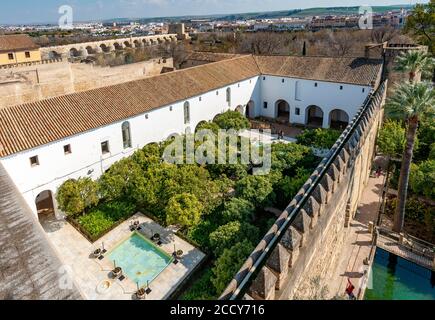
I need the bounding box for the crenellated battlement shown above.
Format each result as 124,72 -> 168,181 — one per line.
220,80 -> 388,300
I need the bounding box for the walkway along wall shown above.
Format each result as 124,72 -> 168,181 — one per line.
220,81 -> 387,300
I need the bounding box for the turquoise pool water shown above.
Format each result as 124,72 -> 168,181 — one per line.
107,232 -> 173,287
365,248 -> 435,300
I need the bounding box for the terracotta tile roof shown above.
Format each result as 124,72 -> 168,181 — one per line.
0,55 -> 383,158
0,34 -> 40,52
254,55 -> 383,86
185,51 -> 243,62
0,55 -> 259,157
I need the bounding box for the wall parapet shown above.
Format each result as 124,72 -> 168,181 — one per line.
220,80 -> 387,300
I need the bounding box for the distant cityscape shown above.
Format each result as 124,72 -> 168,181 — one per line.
0,5 -> 412,38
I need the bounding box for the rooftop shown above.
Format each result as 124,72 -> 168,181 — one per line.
254,55 -> 383,86
0,163 -> 82,300
0,55 -> 383,158
0,34 -> 40,53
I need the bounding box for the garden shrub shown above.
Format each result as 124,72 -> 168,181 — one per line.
220,198 -> 255,224
56,177 -> 99,216
180,269 -> 216,300
211,240 -> 254,294
209,221 -> 259,256
409,160 -> 435,200
213,111 -> 250,131
77,201 -> 136,237
166,193 -> 204,229
296,128 -> 341,149
235,175 -> 275,207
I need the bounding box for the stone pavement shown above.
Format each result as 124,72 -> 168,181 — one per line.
41,213 -> 205,300
327,173 -> 385,299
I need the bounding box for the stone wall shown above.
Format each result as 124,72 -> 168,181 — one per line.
0,57 -> 174,108
220,81 -> 387,300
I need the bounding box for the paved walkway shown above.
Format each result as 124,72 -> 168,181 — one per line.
327,173 -> 385,299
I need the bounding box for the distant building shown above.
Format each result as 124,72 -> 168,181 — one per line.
168,23 -> 190,40
0,34 -> 41,66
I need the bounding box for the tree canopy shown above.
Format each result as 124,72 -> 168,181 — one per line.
377,120 -> 407,158
410,160 -> 435,200
296,128 -> 342,149
56,178 -> 99,216
404,0 -> 435,54
235,175 -> 275,207
211,240 -> 254,294
213,111 -> 250,130
209,221 -> 259,256
166,193 -> 204,228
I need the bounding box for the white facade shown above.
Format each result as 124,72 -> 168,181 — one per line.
0,74 -> 372,216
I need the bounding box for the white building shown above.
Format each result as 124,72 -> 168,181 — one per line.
0,54 -> 382,219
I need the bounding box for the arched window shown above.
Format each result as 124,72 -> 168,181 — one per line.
184,102 -> 190,124
226,87 -> 231,107
122,121 -> 132,148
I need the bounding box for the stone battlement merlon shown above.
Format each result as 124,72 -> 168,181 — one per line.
220,80 -> 388,300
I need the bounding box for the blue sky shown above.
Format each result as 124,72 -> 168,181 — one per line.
0,0 -> 429,24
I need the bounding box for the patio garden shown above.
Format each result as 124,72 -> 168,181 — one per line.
56,110 -> 324,299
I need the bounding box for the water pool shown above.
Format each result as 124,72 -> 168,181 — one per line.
365,248 -> 435,300
107,232 -> 173,288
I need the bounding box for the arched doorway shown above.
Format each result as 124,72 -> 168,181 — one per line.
35,190 -> 55,223
275,100 -> 290,123
329,109 -> 349,130
246,101 -> 255,119
306,105 -> 324,127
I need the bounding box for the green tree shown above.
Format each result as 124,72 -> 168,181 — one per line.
395,50 -> 435,82
414,118 -> 435,161
271,143 -> 311,173
131,143 -> 161,170
209,221 -> 259,256
386,81 -> 435,232
211,240 -> 254,294
213,111 -> 250,130
235,175 -> 275,207
99,158 -> 145,201
166,193 -> 203,229
276,168 -> 311,208
220,198 -> 255,223
195,121 -> 220,134
404,0 -> 435,54
377,120 -> 406,158
410,160 -> 435,200
296,128 -> 342,149
56,178 -> 99,216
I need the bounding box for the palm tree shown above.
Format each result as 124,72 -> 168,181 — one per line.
395,50 -> 435,82
386,81 -> 434,232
